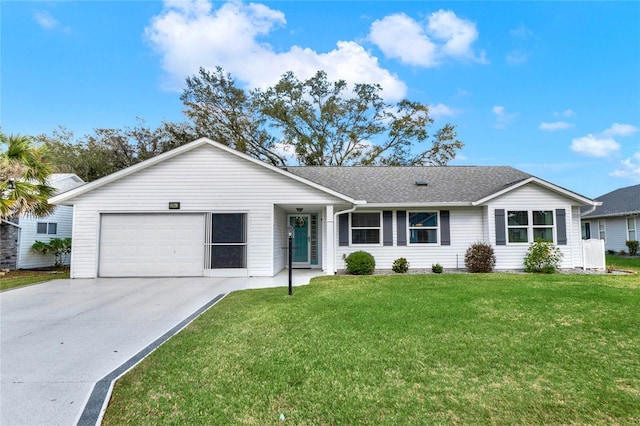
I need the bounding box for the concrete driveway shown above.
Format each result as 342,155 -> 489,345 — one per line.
0,271 -> 321,426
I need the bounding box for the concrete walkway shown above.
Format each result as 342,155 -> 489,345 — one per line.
0,270 -> 322,426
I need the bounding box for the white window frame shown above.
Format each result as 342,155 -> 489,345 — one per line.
37,222 -> 57,235
627,217 -> 637,241
350,211 -> 382,246
407,211 -> 440,245
205,212 -> 248,269
598,220 -> 606,241
506,210 -> 555,244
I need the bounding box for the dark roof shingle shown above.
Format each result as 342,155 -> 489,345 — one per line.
286,166 -> 532,204
581,184 -> 640,218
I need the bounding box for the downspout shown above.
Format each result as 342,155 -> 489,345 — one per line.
332,205 -> 358,274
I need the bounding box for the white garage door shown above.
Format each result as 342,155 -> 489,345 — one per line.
99,214 -> 205,277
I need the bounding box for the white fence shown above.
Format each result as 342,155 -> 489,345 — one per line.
582,239 -> 605,270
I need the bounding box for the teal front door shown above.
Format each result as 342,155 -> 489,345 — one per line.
289,215 -> 310,266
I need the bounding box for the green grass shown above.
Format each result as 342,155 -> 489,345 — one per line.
0,269 -> 70,291
104,274 -> 640,425
607,254 -> 640,273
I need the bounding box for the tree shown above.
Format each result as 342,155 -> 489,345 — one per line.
177,67 -> 285,165
1,133 -> 56,219
38,121 -> 182,182
179,68 -> 463,166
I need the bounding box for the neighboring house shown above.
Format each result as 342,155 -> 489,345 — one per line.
49,138 -> 600,279
0,173 -> 85,270
581,184 -> 640,253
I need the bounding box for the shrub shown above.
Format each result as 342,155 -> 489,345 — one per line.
523,239 -> 563,273
431,263 -> 443,274
465,242 -> 496,273
618,250 -> 627,256
625,240 -> 639,256
392,257 -> 409,273
32,238 -> 72,267
345,251 -> 376,275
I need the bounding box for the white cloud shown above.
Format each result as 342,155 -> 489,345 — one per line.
33,11 -> 71,34
611,153 -> 640,182
603,123 -> 638,137
369,9 -> 486,68
369,13 -> 438,67
570,134 -> 620,158
509,23 -> 533,40
493,105 -> 515,129
429,103 -> 457,119
145,0 -> 407,99
553,109 -> 575,118
539,121 -> 574,131
506,49 -> 527,65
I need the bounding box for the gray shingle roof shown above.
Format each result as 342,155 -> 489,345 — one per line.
581,184 -> 640,218
286,166 -> 533,204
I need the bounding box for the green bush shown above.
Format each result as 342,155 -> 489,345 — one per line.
523,239 -> 563,273
345,251 -> 376,275
625,240 -> 639,256
31,238 -> 72,267
465,242 -> 496,273
392,257 -> 409,273
431,263 -> 443,274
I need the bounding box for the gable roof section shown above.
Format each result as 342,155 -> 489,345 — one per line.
581,183 -> 640,218
49,138 -> 357,205
287,166 -> 597,206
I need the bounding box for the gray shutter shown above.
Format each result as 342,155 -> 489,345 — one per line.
339,214 -> 349,246
440,210 -> 450,246
556,209 -> 567,245
495,209 -> 506,246
383,211 -> 393,246
397,210 -> 407,246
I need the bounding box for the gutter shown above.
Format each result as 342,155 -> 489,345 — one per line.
0,219 -> 21,228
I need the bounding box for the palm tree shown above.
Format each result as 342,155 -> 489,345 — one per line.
1,133 -> 56,219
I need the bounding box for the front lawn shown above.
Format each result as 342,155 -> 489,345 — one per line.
607,254 -> 640,273
0,269 -> 70,291
104,274 -> 640,425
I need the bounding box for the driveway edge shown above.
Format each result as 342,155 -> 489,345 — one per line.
76,293 -> 228,426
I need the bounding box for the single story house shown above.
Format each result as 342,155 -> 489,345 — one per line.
49,138 -> 600,278
1,173 -> 85,270
581,184 -> 640,253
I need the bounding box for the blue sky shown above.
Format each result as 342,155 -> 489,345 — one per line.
2,0 -> 639,198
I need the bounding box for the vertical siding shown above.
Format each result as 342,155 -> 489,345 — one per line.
486,184 -> 582,270
17,206 -> 74,269
68,145 -> 346,278
336,207 -> 483,270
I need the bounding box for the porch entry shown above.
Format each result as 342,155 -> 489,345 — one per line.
288,214 -> 319,268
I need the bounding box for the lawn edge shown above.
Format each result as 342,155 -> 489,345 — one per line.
76,292 -> 228,426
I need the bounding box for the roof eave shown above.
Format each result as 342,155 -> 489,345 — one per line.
49,138 -> 357,205
360,202 -> 474,208
472,177 -> 598,206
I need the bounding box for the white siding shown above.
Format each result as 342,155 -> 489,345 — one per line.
69,144 -> 345,278
273,205 -> 287,274
17,206 -> 74,269
571,207 -> 583,267
603,217 -> 630,253
486,183 -> 582,270
336,207 -> 484,270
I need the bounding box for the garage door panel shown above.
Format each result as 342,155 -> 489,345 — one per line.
99,214 -> 205,277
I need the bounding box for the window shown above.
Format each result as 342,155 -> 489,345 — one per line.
507,210 -> 554,243
532,210 -> 554,242
351,212 -> 381,244
409,212 -> 438,244
581,222 -> 591,240
628,218 -> 637,241
598,220 -> 606,240
208,213 -> 247,269
37,222 -> 57,235
507,211 -> 528,243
